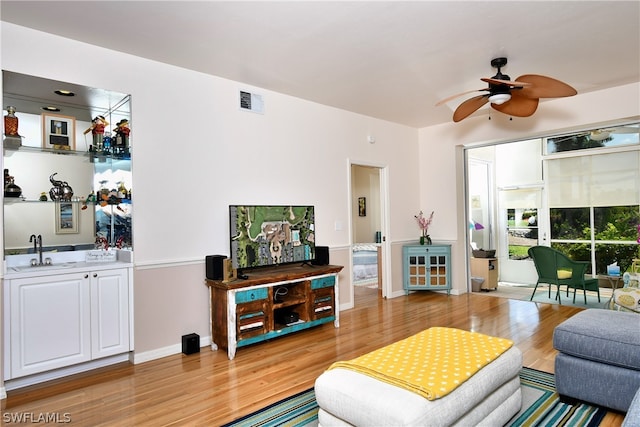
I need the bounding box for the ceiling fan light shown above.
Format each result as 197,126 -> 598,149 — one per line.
488,93 -> 511,105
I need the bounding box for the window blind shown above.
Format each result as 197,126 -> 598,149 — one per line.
547,151 -> 640,207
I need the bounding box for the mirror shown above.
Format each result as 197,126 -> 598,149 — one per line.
3,71 -> 132,256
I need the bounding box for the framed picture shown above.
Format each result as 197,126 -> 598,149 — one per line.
55,201 -> 79,234
358,197 -> 366,217
42,113 -> 75,150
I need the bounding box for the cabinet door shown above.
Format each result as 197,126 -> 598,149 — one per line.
90,268 -> 131,359
403,245 -> 451,292
8,273 -> 91,379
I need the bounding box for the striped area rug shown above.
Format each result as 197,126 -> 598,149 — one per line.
509,368 -> 607,427
223,367 -> 608,427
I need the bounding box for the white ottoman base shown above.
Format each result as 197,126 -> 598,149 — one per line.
315,346 -> 522,427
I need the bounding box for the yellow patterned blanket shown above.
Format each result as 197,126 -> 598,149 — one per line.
328,327 -> 513,400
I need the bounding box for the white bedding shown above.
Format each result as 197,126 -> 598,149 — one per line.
353,244 -> 379,287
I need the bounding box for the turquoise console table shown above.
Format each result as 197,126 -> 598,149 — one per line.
402,244 -> 451,294
206,264 -> 343,359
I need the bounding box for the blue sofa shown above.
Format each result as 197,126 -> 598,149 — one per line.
553,309 -> 640,420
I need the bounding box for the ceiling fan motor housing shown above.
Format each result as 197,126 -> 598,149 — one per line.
489,79 -> 511,95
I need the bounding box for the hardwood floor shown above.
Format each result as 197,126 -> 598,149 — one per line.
1,289 -> 625,426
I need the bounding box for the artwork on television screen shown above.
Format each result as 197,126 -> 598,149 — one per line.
229,205 -> 316,270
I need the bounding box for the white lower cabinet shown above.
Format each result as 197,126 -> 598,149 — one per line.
5,268 -> 130,380
90,268 -> 130,359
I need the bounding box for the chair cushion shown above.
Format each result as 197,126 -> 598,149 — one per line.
553,309 -> 640,371
613,287 -> 640,311
557,270 -> 572,279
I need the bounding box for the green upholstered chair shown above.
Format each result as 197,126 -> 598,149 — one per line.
528,246 -> 600,304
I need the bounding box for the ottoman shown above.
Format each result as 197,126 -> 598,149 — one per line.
315,328 -> 523,426
553,309 -> 640,412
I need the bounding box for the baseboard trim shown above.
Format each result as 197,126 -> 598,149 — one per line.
3,353 -> 131,392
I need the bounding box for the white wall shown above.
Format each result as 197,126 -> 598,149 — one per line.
0,23 -> 420,368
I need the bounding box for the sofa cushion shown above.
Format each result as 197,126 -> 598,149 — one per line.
622,386 -> 640,427
553,309 -> 640,371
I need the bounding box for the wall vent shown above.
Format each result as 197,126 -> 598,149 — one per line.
239,90 -> 264,114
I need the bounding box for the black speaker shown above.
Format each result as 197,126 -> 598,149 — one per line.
312,246 -> 329,265
182,333 -> 200,355
206,255 -> 227,280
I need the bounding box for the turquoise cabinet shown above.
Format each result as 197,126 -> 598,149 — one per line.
403,244 -> 451,294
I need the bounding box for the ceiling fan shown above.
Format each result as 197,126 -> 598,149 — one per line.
436,57 -> 577,122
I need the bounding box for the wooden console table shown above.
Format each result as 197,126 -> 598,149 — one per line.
205,264 -> 343,359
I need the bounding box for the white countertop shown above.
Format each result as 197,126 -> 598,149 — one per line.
3,250 -> 133,279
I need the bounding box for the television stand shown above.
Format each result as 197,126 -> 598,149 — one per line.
205,264 -> 343,359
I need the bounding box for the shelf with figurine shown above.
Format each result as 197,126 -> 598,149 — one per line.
4,106 -> 131,161
4,170 -> 131,205
3,138 -> 131,160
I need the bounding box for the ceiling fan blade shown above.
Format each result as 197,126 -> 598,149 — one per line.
481,77 -> 531,87
590,125 -> 639,140
514,74 -> 577,99
491,92 -> 539,117
608,126 -> 640,134
550,132 -> 590,143
453,95 -> 489,122
435,89 -> 487,106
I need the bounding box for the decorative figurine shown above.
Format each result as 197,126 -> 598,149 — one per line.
95,236 -> 109,250
113,119 -> 130,151
84,115 -> 109,150
4,168 -> 22,198
4,106 -> 22,149
48,173 -> 74,201
81,192 -> 96,210
39,192 -> 48,201
4,106 -> 19,136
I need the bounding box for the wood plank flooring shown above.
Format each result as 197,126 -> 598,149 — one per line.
1,288 -> 625,426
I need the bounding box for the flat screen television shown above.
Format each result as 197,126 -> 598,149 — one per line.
229,205 -> 316,271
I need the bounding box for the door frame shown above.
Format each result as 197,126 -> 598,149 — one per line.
348,159 -> 390,305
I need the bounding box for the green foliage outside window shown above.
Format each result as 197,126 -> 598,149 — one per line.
550,205 -> 640,274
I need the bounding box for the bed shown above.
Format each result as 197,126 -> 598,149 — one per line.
352,243 -> 380,287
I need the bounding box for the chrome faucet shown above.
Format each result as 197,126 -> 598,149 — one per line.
29,234 -> 44,265
37,234 -> 43,265
29,234 -> 37,254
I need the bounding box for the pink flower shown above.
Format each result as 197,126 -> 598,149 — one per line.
415,211 -> 434,237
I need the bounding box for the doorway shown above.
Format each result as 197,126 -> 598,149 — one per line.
350,163 -> 387,305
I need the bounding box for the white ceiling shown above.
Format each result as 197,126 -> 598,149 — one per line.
1,1 -> 639,128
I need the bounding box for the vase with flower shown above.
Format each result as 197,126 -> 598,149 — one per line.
415,210 -> 434,245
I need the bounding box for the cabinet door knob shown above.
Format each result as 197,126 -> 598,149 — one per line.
93,273 -> 98,278
84,274 -> 89,279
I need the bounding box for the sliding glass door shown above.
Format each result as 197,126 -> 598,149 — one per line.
498,188 -> 543,284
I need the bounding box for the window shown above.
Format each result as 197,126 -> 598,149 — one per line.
550,206 -> 639,274
546,124 -> 639,154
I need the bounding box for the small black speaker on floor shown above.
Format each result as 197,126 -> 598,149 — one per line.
182,333 -> 200,355
205,255 -> 227,280
312,246 -> 329,265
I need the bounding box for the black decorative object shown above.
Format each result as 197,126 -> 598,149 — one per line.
4,168 -> 22,198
